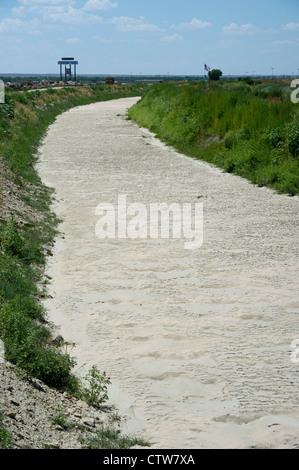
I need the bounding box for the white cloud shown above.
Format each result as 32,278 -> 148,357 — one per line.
94,35 -> 125,43
282,22 -> 299,31
12,6 -> 26,17
40,6 -> 104,24
204,39 -> 241,51
108,16 -> 161,32
0,17 -> 41,34
0,18 -> 23,33
66,37 -> 82,44
18,0 -> 74,5
270,39 -> 298,46
12,1 -> 160,34
162,34 -> 183,42
171,18 -> 212,30
16,0 -> 116,27
83,0 -> 118,11
222,22 -> 258,35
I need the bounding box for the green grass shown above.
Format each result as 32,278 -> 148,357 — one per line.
0,217 -> 79,392
0,411 -> 13,449
48,406 -> 151,449
128,80 -> 299,195
82,425 -> 151,449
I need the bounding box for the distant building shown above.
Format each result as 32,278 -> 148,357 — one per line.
105,77 -> 115,85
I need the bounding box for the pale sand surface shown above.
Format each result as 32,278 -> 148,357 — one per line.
36,97 -> 299,449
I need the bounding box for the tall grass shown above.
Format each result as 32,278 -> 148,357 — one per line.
128,81 -> 299,195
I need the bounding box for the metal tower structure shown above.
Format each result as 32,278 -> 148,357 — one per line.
58,58 -> 78,82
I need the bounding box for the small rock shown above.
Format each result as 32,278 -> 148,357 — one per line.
10,399 -> 20,406
81,417 -> 95,428
46,442 -> 60,449
53,335 -> 64,346
21,443 -> 34,449
54,425 -> 65,432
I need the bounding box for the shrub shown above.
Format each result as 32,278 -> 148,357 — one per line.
208,69 -> 223,81
0,97 -> 15,119
286,109 -> 299,157
266,126 -> 285,148
0,217 -> 26,258
243,77 -> 254,86
224,131 -> 236,149
0,298 -> 78,391
13,93 -> 30,105
81,366 -> 111,407
33,348 -> 78,391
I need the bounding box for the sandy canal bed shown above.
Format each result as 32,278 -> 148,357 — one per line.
36,97 -> 299,449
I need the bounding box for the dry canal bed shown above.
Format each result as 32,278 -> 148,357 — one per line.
36,97 -> 299,449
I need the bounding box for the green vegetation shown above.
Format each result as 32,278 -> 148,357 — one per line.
48,405 -> 150,449
0,216 -> 79,390
50,405 -> 69,430
0,411 -> 13,449
84,426 -> 150,449
208,69 -> 223,81
81,366 -> 111,408
0,84 -> 150,448
128,80 -> 299,195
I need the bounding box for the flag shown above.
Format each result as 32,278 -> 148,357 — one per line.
204,64 -> 211,72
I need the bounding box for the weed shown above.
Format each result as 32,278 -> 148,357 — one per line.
0,216 -> 26,258
81,366 -> 111,408
286,108 -> 299,157
50,405 -> 69,429
83,425 -> 151,449
0,411 -> 13,449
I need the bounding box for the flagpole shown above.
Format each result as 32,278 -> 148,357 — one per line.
204,63 -> 211,80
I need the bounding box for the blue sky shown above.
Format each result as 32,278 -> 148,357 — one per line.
0,0 -> 298,76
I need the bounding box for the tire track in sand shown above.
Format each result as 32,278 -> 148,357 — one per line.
36,97 -> 299,449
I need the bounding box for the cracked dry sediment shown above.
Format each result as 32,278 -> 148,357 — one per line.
35,97 -> 299,449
